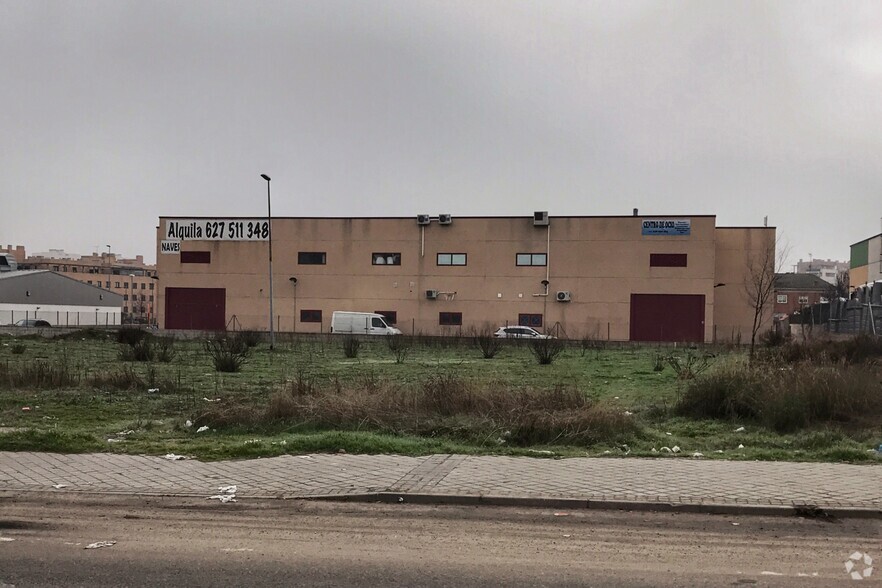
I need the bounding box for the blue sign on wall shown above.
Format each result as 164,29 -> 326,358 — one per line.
642,219 -> 691,236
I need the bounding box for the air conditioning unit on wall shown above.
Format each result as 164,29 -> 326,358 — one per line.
556,291 -> 572,302
533,211 -> 549,226
426,289 -> 439,300
438,214 -> 452,225
417,214 -> 431,225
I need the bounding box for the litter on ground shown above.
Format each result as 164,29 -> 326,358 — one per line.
735,426 -> 746,432
163,454 -> 186,461
51,483 -> 68,489
147,388 -> 159,393
208,494 -> 237,503
196,426 -> 209,433
85,541 -> 116,549
218,485 -> 237,494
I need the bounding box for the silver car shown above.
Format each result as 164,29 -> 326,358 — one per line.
493,326 -> 552,339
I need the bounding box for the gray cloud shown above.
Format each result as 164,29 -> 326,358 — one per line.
1,0 -> 880,265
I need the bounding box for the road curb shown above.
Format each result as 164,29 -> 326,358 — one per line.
304,492 -> 882,519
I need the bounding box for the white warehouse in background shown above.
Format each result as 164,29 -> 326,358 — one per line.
0,271 -> 123,327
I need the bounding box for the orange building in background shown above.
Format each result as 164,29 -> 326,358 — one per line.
155,214 -> 775,343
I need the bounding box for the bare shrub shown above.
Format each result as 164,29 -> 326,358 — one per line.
207,375 -> 638,447
204,337 -> 250,372
87,365 -> 144,390
235,330 -> 263,348
665,352 -> 712,379
471,325 -> 502,359
116,327 -> 149,346
677,364 -> 882,432
387,335 -> 411,364
342,335 -> 361,359
11,343 -> 26,355
154,337 -> 177,363
0,357 -> 80,389
529,337 -> 565,365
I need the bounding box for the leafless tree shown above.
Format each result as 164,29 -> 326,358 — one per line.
745,238 -> 787,360
829,270 -> 850,300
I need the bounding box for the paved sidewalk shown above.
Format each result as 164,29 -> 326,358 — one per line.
1,452 -> 881,514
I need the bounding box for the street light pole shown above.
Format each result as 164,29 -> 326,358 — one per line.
261,174 -> 275,350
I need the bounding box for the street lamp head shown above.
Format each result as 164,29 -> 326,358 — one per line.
260,174 -> 271,182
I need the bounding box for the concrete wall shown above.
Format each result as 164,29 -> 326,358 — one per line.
156,215 -> 773,341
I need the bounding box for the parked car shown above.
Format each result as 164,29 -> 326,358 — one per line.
493,326 -> 552,339
13,319 -> 51,327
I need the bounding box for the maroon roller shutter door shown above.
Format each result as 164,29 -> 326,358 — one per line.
165,288 -> 226,330
630,294 -> 705,342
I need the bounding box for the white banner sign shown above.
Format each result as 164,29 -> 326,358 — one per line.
160,239 -> 181,254
164,219 -> 269,241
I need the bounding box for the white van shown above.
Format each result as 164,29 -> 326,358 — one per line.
330,312 -> 402,336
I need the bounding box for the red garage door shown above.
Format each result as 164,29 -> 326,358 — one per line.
165,288 -> 226,330
630,294 -> 705,343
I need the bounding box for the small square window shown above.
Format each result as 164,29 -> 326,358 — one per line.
439,312 -> 462,326
372,253 -> 401,265
375,311 -> 397,325
776,294 -> 788,304
798,295 -> 809,304
516,253 -> 546,266
300,309 -> 322,323
298,252 -> 327,265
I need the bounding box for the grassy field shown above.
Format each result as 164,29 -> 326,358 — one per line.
0,329 -> 879,462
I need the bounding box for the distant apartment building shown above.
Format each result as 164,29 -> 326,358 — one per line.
2,245 -> 157,324
794,258 -> 848,286
850,234 -> 882,289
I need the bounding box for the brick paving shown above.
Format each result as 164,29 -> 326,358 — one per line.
0,452 -> 880,510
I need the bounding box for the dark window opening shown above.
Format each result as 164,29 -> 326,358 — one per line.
439,312 -> 463,326
375,311 -> 397,324
181,251 -> 211,264
298,251 -> 327,265
300,309 -> 322,323
372,252 -> 401,265
518,313 -> 543,328
650,253 -> 687,267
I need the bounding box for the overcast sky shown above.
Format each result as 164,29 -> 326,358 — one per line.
1,1 -> 880,266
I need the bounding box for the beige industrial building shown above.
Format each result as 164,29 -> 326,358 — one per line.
155,214 -> 775,343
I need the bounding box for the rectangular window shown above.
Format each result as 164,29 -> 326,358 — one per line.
798,295 -> 809,304
439,312 -> 462,326
298,251 -> 327,265
776,294 -> 788,304
372,252 -> 401,265
375,311 -> 397,325
140,283 -> 145,289
123,294 -> 128,301
650,253 -> 688,267
87,280 -> 92,285
516,253 -> 547,266
437,253 -> 467,266
123,306 -> 128,313
149,283 -> 154,290
518,313 -> 543,328
300,309 -> 322,323
115,282 -> 120,288
149,295 -> 154,302
106,281 -> 111,288
72,267 -> 78,272
181,251 -> 211,264
123,283 -> 128,289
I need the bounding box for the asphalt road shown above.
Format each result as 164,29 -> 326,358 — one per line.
0,493 -> 879,587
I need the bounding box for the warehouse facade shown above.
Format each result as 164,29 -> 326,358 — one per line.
155,214 -> 775,343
